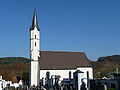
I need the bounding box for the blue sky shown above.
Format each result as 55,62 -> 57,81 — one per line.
0,0 -> 120,61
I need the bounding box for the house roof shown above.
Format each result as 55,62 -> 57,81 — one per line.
38,51 -> 92,70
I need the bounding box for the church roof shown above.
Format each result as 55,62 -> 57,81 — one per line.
38,51 -> 92,70
30,8 -> 40,30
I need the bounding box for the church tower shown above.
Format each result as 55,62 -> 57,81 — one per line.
30,8 -> 40,86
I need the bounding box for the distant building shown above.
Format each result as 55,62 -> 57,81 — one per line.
0,75 -> 22,89
30,9 -> 93,86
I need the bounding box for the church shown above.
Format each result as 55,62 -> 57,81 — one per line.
30,9 -> 93,86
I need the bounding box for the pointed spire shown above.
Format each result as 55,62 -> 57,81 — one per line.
30,8 -> 40,30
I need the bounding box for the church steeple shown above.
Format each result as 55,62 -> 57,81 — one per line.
30,8 -> 40,86
30,8 -> 40,30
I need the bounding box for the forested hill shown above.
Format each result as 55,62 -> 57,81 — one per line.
91,55 -> 120,78
0,57 -> 30,83
97,55 -> 120,64
0,57 -> 30,65
1,55 -> 120,82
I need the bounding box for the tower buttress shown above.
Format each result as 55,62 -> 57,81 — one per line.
30,8 -> 40,86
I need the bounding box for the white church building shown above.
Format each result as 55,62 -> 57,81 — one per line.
30,9 -> 93,86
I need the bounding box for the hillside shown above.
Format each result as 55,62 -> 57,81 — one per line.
0,57 -> 30,83
91,55 -> 120,78
0,55 -> 120,82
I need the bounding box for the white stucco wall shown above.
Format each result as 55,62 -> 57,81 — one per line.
30,27 -> 40,61
40,67 -> 93,81
30,27 -> 40,86
40,69 -> 76,81
30,61 -> 39,86
77,67 -> 93,79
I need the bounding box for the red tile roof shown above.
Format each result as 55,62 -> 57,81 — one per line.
39,51 -> 92,70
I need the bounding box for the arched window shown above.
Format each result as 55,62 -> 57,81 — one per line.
35,42 -> 36,46
69,71 -> 72,79
35,35 -> 36,39
87,71 -> 89,79
46,71 -> 50,80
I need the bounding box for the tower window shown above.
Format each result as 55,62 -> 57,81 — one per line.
35,35 -> 36,39
35,42 -> 36,46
